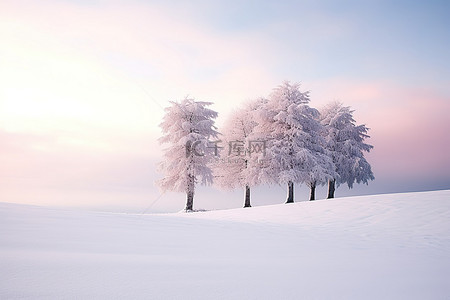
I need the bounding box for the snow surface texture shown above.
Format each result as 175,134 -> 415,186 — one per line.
1,190 -> 449,299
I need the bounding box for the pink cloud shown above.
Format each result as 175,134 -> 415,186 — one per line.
307,78 -> 450,180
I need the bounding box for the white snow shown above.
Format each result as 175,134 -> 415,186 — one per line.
1,190 -> 449,299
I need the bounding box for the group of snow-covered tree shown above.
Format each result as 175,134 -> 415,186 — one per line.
157,81 -> 374,211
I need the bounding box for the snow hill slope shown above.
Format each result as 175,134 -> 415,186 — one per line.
1,190 -> 449,299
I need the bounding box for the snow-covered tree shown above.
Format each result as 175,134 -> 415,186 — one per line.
157,98 -> 219,211
214,99 -> 266,208
256,81 -> 336,202
320,101 -> 374,198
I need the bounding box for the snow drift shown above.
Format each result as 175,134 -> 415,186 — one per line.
1,190 -> 449,299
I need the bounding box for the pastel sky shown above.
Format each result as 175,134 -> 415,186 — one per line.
1,0 -> 449,212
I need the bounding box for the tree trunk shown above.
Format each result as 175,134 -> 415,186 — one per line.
244,185 -> 251,208
309,182 -> 316,201
185,173 -> 195,211
327,179 -> 335,199
286,181 -> 294,203
185,190 -> 194,211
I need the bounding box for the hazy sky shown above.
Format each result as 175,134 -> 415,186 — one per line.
1,0 -> 449,212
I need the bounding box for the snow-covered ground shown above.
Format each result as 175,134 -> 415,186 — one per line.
1,190 -> 449,299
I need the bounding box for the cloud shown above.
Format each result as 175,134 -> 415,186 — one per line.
305,78 -> 450,182
0,0 -> 282,133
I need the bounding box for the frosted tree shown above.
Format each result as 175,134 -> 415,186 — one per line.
214,99 -> 266,208
157,97 -> 219,211
320,101 -> 374,198
256,81 -> 336,202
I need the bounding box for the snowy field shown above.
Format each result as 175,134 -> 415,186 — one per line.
1,190 -> 449,299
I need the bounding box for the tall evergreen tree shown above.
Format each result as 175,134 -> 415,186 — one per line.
157,98 -> 219,211
320,102 -> 374,198
215,99 -> 266,208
